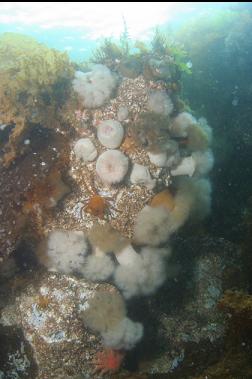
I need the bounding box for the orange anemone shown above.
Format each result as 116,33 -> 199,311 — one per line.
150,189 -> 175,211
93,349 -> 125,376
84,194 -> 107,219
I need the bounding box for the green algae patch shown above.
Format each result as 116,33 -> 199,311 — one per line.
90,29 -> 190,83
0,33 -> 75,166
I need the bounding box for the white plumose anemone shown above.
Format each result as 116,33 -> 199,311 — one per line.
97,120 -> 124,149
133,205 -> 172,246
101,317 -> 143,350
73,138 -> 97,162
114,245 -> 172,298
45,230 -> 88,274
130,163 -> 155,190
73,65 -> 117,108
96,150 -> 129,185
148,90 -> 174,116
81,254 -> 115,281
170,112 -> 197,137
192,150 -> 214,176
147,150 -> 168,167
171,156 -> 196,177
80,289 -> 143,350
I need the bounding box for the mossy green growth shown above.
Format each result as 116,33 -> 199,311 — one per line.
91,18 -> 130,68
0,33 -> 74,124
0,33 -> 75,166
90,28 -> 190,82
150,29 -> 192,76
92,38 -> 125,65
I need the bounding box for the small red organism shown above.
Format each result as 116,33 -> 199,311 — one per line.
83,194 -> 108,219
92,348 -> 125,376
80,191 -> 119,220
80,170 -> 117,219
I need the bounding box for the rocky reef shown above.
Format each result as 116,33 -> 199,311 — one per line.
0,30 -> 250,379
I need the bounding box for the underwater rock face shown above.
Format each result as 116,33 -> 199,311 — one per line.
0,325 -> 37,379
0,31 -> 217,377
0,237 -> 243,378
0,272 -> 120,379
0,128 -> 70,267
53,74 -> 173,240
138,236 -> 243,375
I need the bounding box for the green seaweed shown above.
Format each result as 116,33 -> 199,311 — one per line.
92,38 -> 125,65
92,18 -> 130,66
90,27 -> 191,81
0,33 -> 75,165
151,28 -> 192,75
0,33 -> 74,115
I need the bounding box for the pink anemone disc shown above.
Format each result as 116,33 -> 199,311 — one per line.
96,150 -> 129,185
97,120 -> 124,149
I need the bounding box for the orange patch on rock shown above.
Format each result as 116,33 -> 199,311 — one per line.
150,189 -> 175,211
120,135 -> 138,154
84,194 -> 108,219
93,349 -> 125,376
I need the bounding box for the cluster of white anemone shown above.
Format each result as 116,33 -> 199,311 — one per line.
42,68 -> 214,351
73,117 -> 157,189
73,64 -> 117,108
52,82 -> 214,299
